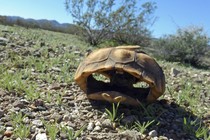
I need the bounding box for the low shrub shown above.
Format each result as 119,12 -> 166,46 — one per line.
152,26 -> 210,68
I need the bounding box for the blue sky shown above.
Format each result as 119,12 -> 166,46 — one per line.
0,0 -> 210,38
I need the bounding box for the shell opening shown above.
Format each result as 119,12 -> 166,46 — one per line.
133,82 -> 150,88
92,73 -> 110,83
87,70 -> 151,101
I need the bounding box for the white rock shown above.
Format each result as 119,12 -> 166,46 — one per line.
51,67 -> 61,72
6,127 -> 13,131
148,130 -> 158,137
93,126 -> 101,131
87,122 -> 94,131
36,133 -> 48,140
151,136 -> 158,140
102,119 -> 112,128
32,119 -> 43,127
63,114 -> 71,121
23,117 -> 30,124
95,121 -> 101,126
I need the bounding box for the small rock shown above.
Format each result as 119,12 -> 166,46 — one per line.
49,83 -> 61,90
120,130 -> 141,139
93,126 -> 101,132
6,127 -> 13,131
0,110 -> 4,118
32,120 -> 43,127
121,115 -> 137,125
148,130 -> 158,137
50,113 -> 63,123
7,70 -> 15,74
102,119 -> 112,128
63,114 -> 71,122
51,67 -> 61,72
0,37 -> 9,45
171,68 -> 181,77
95,121 -> 101,126
35,133 -> 48,140
60,132 -> 68,139
13,100 -> 25,108
23,117 -> 30,124
74,50 -> 82,56
158,136 -> 168,140
34,99 -> 44,107
76,94 -> 87,101
4,130 -> 13,137
195,79 -> 202,84
151,136 -> 158,140
87,122 -> 95,131
87,112 -> 94,118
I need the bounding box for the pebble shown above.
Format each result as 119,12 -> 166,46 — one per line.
148,130 -> 158,137
34,99 -> 44,107
6,127 -> 13,131
32,120 -> 43,127
51,67 -> 61,72
93,126 -> 101,132
87,122 -> 95,131
151,136 -> 158,140
0,110 -> 4,118
87,112 -> 94,118
23,117 -> 30,124
120,130 -> 141,139
95,121 -> 101,126
63,114 -> 71,121
13,100 -> 25,108
121,115 -> 137,125
0,37 -> 9,45
35,133 -> 48,140
4,130 -> 13,137
158,136 -> 169,140
0,28 -> 209,140
102,119 -> 112,128
171,68 -> 181,77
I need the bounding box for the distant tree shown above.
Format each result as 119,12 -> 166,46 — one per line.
0,16 -> 7,25
153,26 -> 210,68
65,0 -> 156,46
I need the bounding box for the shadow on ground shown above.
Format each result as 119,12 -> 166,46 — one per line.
89,99 -> 209,139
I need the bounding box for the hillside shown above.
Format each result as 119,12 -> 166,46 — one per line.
0,25 -> 209,139
0,15 -> 77,34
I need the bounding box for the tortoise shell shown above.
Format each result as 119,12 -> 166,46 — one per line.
74,46 -> 165,106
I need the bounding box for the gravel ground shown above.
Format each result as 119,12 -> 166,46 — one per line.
0,26 -> 209,140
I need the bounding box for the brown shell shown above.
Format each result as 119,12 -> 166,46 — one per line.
74,46 -> 165,103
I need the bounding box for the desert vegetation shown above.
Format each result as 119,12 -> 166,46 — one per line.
0,0 -> 210,139
0,23 -> 209,139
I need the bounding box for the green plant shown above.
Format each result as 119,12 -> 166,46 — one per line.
105,102 -> 124,122
183,117 -> 210,139
175,81 -> 201,115
10,112 -> 25,126
10,113 -> 31,139
61,125 -> 86,140
0,71 -> 25,93
138,102 -> 165,118
65,0 -> 156,46
44,91 -> 53,103
13,123 -> 31,139
195,125 -> 209,139
43,121 -> 59,140
24,84 -> 40,101
153,26 -> 210,68
55,90 -> 64,105
134,120 -> 155,134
